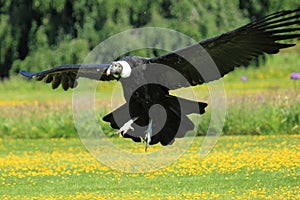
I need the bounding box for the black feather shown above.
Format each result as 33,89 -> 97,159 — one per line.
61,75 -> 69,91
45,74 -> 53,83
36,75 -> 46,81
52,75 -> 61,89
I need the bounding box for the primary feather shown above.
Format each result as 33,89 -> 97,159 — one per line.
148,8 -> 300,88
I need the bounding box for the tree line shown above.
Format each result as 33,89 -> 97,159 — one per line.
1,0 -> 299,79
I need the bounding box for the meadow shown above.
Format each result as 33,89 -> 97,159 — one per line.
0,136 -> 299,199
0,49 -> 299,199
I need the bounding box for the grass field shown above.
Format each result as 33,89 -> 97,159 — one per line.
0,49 -> 299,199
0,135 -> 299,199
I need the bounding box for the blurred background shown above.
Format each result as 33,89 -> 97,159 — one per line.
0,0 -> 299,138
1,0 -> 300,79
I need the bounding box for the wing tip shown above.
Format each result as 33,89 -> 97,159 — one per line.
19,70 -> 36,78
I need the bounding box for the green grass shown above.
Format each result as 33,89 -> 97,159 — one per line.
0,135 -> 299,199
1,91 -> 299,138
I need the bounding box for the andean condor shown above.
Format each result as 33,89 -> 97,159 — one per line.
21,8 -> 300,151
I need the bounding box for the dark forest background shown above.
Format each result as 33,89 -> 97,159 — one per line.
1,0 -> 299,79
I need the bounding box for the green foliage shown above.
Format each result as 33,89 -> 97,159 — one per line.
219,93 -> 300,135
239,0 -> 300,20
1,0 -> 298,78
195,91 -> 300,136
0,102 -> 76,139
12,39 -> 89,73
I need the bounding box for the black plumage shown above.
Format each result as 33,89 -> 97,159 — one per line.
20,8 -> 300,149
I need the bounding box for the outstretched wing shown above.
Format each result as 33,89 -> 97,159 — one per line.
20,64 -> 116,90
148,8 -> 300,89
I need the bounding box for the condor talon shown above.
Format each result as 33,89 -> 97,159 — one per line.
115,117 -> 138,135
144,119 -> 153,152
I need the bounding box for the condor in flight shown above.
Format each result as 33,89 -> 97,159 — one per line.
21,9 -> 300,151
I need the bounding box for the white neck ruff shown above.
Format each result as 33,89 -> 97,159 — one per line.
117,61 -> 132,78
